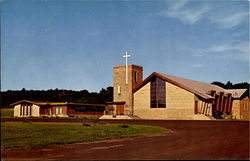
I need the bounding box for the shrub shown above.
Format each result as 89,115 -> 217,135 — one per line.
22,121 -> 32,124
82,123 -> 91,127
118,124 -> 129,128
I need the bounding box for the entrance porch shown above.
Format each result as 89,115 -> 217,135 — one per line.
100,101 -> 134,119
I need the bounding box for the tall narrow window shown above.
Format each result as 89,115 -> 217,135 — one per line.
118,85 -> 121,95
194,101 -> 198,114
150,77 -> 166,108
134,71 -> 137,82
30,105 -> 32,116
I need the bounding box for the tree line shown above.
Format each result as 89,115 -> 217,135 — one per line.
211,81 -> 249,90
1,81 -> 249,108
0,87 -> 113,108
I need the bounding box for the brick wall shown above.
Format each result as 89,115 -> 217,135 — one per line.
113,65 -> 143,114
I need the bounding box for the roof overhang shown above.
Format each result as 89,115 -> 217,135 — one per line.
105,101 -> 126,105
132,72 -> 212,99
9,100 -> 106,107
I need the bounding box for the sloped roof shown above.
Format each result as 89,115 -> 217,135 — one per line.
133,72 -> 237,99
226,89 -> 248,99
9,100 -> 106,107
9,100 -> 58,106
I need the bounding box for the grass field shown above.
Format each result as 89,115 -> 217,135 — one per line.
1,108 -> 14,118
1,122 -> 167,149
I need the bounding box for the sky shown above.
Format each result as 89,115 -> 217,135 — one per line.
1,0 -> 249,92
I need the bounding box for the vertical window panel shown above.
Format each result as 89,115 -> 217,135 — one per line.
150,77 -> 166,108
20,105 -> 23,116
30,105 -> 32,116
134,71 -> 137,82
118,85 -> 121,95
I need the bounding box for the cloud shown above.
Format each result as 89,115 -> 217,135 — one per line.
166,6 -> 211,24
157,1 -> 212,24
210,42 -> 248,54
192,64 -> 203,68
210,41 -> 249,63
188,41 -> 249,63
157,1 -> 248,28
189,48 -> 206,57
168,0 -> 188,10
209,11 -> 248,29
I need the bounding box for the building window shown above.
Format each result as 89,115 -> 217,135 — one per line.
134,71 -> 137,82
194,101 -> 198,114
55,107 -> 63,115
150,77 -> 166,108
118,85 -> 121,95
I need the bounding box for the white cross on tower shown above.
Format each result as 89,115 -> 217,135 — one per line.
123,51 -> 131,84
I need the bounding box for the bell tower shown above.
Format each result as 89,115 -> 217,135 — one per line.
113,52 -> 143,115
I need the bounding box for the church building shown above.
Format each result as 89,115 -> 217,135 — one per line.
102,55 -> 249,120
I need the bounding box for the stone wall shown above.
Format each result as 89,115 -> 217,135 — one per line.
240,97 -> 249,120
232,97 -> 249,120
232,100 -> 240,119
14,104 -> 21,117
133,81 -> 196,120
32,104 -> 40,117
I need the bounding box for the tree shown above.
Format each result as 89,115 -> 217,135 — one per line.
225,81 -> 233,89
211,81 -> 225,88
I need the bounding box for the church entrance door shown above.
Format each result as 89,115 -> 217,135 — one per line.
116,105 -> 125,115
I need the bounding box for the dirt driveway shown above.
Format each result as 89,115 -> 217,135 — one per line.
2,119 -> 249,160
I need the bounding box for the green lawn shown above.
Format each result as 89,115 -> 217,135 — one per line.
1,108 -> 14,118
1,122 -> 167,149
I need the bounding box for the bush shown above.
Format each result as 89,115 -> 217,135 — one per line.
22,121 -> 32,124
82,123 -> 91,127
118,124 -> 129,128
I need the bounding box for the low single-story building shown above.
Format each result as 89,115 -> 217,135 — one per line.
10,100 -> 105,117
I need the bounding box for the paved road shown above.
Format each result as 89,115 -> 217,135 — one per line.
2,119 -> 249,160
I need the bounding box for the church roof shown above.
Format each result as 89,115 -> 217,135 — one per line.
133,72 -> 247,99
226,89 -> 248,99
